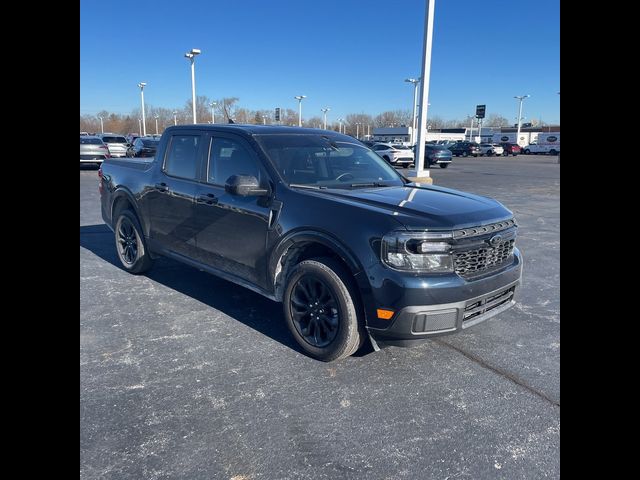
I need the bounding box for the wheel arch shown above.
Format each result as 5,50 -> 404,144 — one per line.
269,230 -> 366,303
111,188 -> 145,233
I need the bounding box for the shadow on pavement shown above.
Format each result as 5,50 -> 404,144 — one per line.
80,224 -> 374,358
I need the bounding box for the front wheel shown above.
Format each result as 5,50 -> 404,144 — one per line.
439,163 -> 449,169
549,149 -> 557,155
283,257 -> 364,362
114,210 -> 154,274
524,149 -> 530,154
462,151 -> 468,157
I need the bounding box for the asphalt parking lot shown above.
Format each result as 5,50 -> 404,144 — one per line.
80,155 -> 559,479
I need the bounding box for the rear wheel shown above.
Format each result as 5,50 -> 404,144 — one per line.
549,149 -> 557,155
439,163 -> 449,169
114,210 -> 154,274
462,151 -> 468,157
524,149 -> 530,154
283,257 -> 364,362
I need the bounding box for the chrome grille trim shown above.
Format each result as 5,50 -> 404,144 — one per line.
453,218 -> 517,239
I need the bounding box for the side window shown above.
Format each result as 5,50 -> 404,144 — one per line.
164,135 -> 200,180
208,137 -> 261,185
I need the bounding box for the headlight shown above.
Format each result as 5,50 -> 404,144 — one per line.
381,232 -> 454,272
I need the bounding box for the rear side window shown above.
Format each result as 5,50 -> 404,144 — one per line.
80,138 -> 103,145
164,135 -> 200,180
102,136 -> 127,143
207,137 -> 261,185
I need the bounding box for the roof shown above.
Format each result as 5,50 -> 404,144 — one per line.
163,124 -> 350,137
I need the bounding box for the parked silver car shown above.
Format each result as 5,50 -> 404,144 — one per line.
80,136 -> 110,165
99,134 -> 129,158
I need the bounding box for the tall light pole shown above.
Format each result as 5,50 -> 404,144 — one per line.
173,110 -> 177,126
514,94 -> 530,146
414,0 -> 436,176
138,118 -> 142,135
405,77 -> 420,145
98,116 -> 104,134
154,114 -> 159,134
184,48 -> 201,123
356,122 -> 361,139
468,115 -> 474,141
262,115 -> 267,125
321,107 -> 330,130
137,82 -> 147,136
209,102 -> 217,124
294,95 -> 306,127
338,118 -> 343,133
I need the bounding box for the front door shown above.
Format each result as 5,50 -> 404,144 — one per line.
193,133 -> 272,287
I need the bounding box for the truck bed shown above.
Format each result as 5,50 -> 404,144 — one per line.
103,157 -> 154,171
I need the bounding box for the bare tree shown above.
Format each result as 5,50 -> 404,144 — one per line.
484,113 -> 509,127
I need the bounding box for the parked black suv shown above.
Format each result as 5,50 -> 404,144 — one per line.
448,141 -> 481,157
99,125 -> 522,361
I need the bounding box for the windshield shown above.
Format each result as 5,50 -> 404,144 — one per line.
392,144 -> 410,150
256,134 -> 405,189
141,139 -> 159,147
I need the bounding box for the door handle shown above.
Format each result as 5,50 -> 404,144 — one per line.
197,193 -> 218,205
154,182 -> 169,192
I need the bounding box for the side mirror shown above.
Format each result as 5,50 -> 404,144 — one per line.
225,175 -> 269,197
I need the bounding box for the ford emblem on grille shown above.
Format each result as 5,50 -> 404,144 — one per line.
489,234 -> 503,246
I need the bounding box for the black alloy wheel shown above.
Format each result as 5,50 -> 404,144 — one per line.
290,275 -> 340,348
117,216 -> 138,265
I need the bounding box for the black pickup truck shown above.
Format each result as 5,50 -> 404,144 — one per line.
99,125 -> 522,361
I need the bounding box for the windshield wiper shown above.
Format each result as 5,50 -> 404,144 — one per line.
289,183 -> 327,190
349,182 -> 391,188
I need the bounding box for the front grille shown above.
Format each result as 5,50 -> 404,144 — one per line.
396,157 -> 413,162
463,286 -> 515,322
453,239 -> 515,277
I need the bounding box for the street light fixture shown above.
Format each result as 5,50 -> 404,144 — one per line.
209,101 -> 217,124
97,115 -> 104,134
173,110 -> 178,126
294,95 -> 306,127
404,77 -> 420,145
514,94 -> 530,146
320,107 -> 331,130
137,82 -> 147,136
184,48 -> 202,123
154,114 -> 159,134
321,107 -> 330,130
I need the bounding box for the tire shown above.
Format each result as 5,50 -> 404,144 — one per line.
439,163 -> 449,169
549,149 -> 557,155
524,149 -> 530,155
382,156 -> 391,163
487,151 -> 493,157
283,257 -> 364,362
114,209 -> 154,274
462,151 -> 468,157
503,151 -> 508,156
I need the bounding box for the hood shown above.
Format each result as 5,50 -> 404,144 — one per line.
320,184 -> 512,230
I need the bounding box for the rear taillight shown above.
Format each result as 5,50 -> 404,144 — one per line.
98,166 -> 103,179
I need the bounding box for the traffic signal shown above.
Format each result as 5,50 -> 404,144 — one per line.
475,104 -> 486,119
275,107 -> 281,122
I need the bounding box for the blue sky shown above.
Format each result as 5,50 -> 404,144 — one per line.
80,0 -> 560,124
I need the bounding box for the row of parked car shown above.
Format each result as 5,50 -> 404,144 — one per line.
80,133 -> 160,165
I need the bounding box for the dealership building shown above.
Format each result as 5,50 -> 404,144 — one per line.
371,125 -> 560,146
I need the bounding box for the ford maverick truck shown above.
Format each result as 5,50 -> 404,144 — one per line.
99,125 -> 522,361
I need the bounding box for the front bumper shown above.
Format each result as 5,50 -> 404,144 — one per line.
363,248 -> 522,346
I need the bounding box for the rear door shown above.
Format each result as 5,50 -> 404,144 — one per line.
192,132 -> 272,287
144,132 -> 204,258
